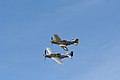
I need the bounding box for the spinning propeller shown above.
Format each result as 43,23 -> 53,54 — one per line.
43,50 -> 47,60
51,37 -> 53,41
51,37 -> 53,45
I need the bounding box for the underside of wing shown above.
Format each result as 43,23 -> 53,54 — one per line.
52,57 -> 63,64
46,47 -> 54,54
61,46 -> 68,51
54,34 -> 61,41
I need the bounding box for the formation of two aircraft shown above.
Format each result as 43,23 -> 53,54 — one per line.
44,34 -> 79,64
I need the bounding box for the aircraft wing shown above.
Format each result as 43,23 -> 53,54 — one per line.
61,46 -> 68,51
52,57 -> 63,64
46,47 -> 54,54
54,34 -> 61,41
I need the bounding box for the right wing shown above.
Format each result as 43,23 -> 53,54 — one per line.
52,57 -> 63,64
61,46 -> 68,51
54,34 -> 61,41
46,47 -> 54,54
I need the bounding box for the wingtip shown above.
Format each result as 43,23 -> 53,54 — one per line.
59,62 -> 64,65
54,34 -> 57,36
64,47 -> 68,51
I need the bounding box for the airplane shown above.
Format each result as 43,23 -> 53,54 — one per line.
43,47 -> 73,64
50,34 -> 79,51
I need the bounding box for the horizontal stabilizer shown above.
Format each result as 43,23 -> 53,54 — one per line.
66,51 -> 73,58
74,39 -> 79,45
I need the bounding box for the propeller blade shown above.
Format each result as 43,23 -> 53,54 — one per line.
43,50 -> 47,60
45,50 -> 46,55
51,37 -> 54,45
51,37 -> 53,40
44,56 -> 46,60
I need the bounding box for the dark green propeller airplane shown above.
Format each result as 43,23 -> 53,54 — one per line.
51,34 -> 79,51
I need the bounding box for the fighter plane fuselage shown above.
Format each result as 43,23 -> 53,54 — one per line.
51,40 -> 75,45
45,53 -> 68,59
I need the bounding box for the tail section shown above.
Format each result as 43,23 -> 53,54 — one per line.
66,51 -> 73,59
74,39 -> 79,46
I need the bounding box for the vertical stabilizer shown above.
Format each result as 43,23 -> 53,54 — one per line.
66,51 -> 73,58
74,39 -> 79,45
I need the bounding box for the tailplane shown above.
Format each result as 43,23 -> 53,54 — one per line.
74,39 -> 79,45
66,51 -> 73,58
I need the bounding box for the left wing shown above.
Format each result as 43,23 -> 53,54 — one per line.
52,57 -> 63,64
46,47 -> 54,54
54,34 -> 61,42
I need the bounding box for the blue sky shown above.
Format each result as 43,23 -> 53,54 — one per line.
0,0 -> 120,80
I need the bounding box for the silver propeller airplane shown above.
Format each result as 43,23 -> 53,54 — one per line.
43,47 -> 73,64
51,34 -> 79,51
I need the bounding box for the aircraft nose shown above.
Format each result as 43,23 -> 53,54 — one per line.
51,40 -> 56,43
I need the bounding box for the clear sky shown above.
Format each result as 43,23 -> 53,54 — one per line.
0,0 -> 120,80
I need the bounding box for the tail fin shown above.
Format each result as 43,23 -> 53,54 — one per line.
67,51 -> 73,58
74,39 -> 79,45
